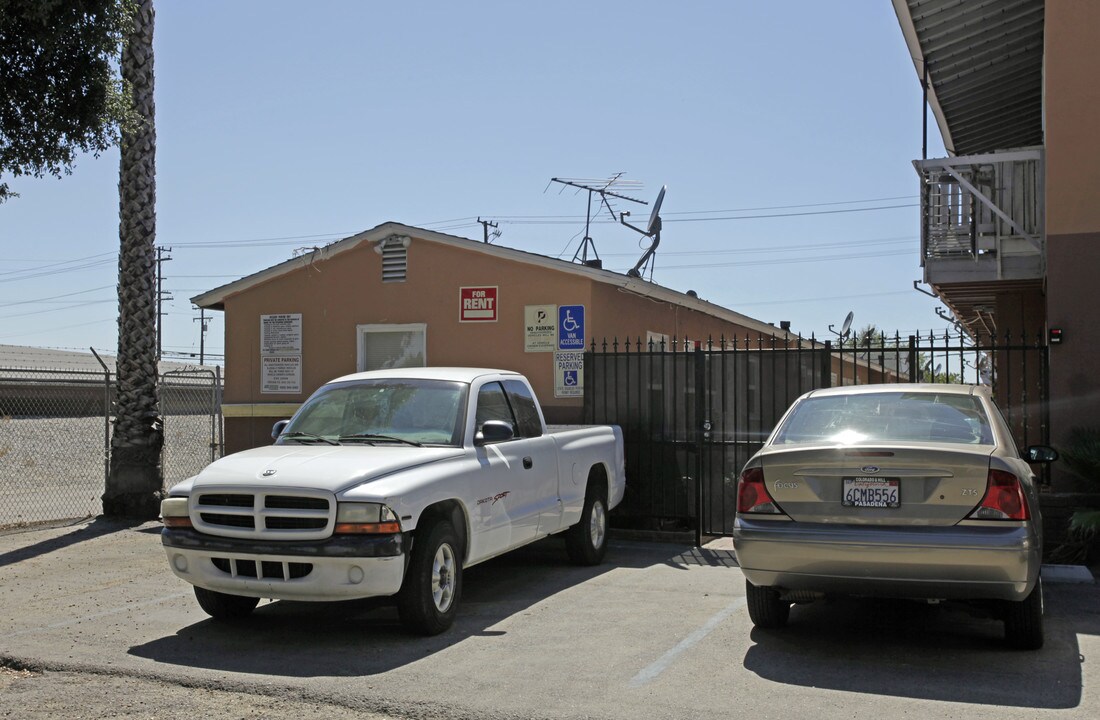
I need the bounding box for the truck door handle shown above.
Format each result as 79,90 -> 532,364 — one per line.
523,457 -> 533,469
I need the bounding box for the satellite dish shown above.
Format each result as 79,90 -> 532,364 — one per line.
840,311 -> 854,337
646,185 -> 667,236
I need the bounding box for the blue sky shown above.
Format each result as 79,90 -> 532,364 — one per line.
0,1 -> 949,363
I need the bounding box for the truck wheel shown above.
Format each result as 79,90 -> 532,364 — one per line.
745,580 -> 790,629
398,521 -> 462,635
1004,577 -> 1044,650
566,484 -> 608,565
193,586 -> 259,620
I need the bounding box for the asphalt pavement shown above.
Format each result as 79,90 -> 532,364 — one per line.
2,518 -> 1098,720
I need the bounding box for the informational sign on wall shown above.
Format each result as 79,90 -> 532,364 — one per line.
460,286 -> 498,322
557,305 -> 585,351
554,350 -> 584,398
260,313 -> 302,394
524,304 -> 557,352
261,355 -> 302,394
261,313 -> 302,354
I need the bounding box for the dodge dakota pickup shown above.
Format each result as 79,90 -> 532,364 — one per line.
161,367 -> 626,634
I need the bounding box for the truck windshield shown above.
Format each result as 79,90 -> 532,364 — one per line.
281,379 -> 468,447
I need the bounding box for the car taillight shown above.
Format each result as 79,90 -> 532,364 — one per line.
737,467 -> 783,514
967,468 -> 1030,521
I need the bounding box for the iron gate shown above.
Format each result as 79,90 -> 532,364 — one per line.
584,331 -> 1049,541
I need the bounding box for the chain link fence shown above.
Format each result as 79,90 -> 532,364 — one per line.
0,366 -> 223,529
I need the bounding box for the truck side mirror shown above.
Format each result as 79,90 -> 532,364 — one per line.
475,420 -> 514,446
271,419 -> 290,440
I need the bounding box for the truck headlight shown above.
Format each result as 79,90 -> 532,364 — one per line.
335,502 -> 402,534
160,496 -> 193,529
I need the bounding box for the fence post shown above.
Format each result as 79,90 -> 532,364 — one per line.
822,340 -> 833,388
694,348 -> 706,547
90,347 -> 112,487
908,336 -> 918,383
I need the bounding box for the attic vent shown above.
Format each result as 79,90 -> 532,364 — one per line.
379,236 -> 409,282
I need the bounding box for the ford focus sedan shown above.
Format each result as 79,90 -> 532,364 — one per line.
732,384 -> 1057,649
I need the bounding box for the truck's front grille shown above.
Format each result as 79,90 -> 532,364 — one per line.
211,557 -> 313,580
200,513 -> 255,529
191,488 -> 336,540
201,494 -> 253,507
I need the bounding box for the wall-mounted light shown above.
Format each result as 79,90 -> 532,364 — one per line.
373,235 -> 411,254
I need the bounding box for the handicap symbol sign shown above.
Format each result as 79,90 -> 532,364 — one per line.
563,370 -> 578,387
558,305 -> 585,350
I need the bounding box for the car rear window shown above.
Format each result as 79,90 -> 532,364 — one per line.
773,392 -> 993,446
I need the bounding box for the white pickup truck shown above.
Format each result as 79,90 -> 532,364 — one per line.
160,367 -> 626,634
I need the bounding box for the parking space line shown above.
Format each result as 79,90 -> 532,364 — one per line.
5,591 -> 191,639
628,597 -> 746,688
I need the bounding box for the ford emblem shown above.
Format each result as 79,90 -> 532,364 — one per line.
262,469 -> 277,477
860,466 -> 880,474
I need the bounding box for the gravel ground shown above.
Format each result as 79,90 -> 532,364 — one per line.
0,666 -> 393,720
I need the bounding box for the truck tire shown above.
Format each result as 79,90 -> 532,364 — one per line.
193,586 -> 259,620
1004,577 -> 1044,650
398,521 -> 462,635
565,483 -> 608,565
745,580 -> 790,629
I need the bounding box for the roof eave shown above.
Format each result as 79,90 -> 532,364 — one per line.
891,0 -> 957,155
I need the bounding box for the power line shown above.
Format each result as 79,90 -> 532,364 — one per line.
0,285 -> 114,308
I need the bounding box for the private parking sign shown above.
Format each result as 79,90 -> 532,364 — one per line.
557,305 -> 585,350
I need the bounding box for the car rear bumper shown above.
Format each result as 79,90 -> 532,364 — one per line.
161,528 -> 407,601
733,518 -> 1040,602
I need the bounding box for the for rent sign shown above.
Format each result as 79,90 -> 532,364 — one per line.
460,286 -> 498,322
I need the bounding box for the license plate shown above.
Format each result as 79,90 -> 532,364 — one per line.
842,477 -> 900,508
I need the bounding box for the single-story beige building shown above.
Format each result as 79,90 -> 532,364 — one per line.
193,222 -> 795,453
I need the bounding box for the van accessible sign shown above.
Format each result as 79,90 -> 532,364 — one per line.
460,286 -> 498,322
557,305 -> 585,350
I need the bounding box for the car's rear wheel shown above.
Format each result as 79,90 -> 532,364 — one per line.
566,483 -> 608,565
398,521 -> 462,635
193,586 -> 259,620
1004,577 -> 1044,650
745,580 -> 790,629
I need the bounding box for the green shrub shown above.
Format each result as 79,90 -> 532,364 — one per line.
1059,426 -> 1100,489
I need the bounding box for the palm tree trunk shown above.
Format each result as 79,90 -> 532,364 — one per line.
104,0 -> 161,518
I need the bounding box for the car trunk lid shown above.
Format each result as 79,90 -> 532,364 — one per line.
757,444 -> 994,526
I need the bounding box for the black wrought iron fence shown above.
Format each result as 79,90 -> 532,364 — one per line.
0,366 -> 223,529
584,331 -> 1049,540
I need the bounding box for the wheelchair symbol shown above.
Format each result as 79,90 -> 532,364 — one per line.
561,310 -> 579,333
564,370 -> 578,386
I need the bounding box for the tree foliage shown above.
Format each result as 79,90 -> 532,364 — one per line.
0,0 -> 134,202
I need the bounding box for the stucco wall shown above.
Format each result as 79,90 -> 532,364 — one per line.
1044,0 -> 1100,469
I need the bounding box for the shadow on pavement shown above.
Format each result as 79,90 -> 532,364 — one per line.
128,535 -> 689,677
741,584 -> 1097,709
0,517 -> 140,569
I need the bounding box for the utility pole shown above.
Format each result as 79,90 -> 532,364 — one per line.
193,307 -> 211,365
477,217 -> 500,244
155,246 -> 173,363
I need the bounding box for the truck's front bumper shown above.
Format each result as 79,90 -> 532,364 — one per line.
161,528 -> 407,602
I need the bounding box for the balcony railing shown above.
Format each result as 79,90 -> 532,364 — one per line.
914,148 -> 1044,282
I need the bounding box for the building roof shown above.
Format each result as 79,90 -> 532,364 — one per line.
892,0 -> 1044,156
0,344 -> 217,375
191,221 -> 794,340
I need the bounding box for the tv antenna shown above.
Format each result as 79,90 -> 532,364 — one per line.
549,173 -> 646,265
620,185 -> 667,280
829,311 -> 854,340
